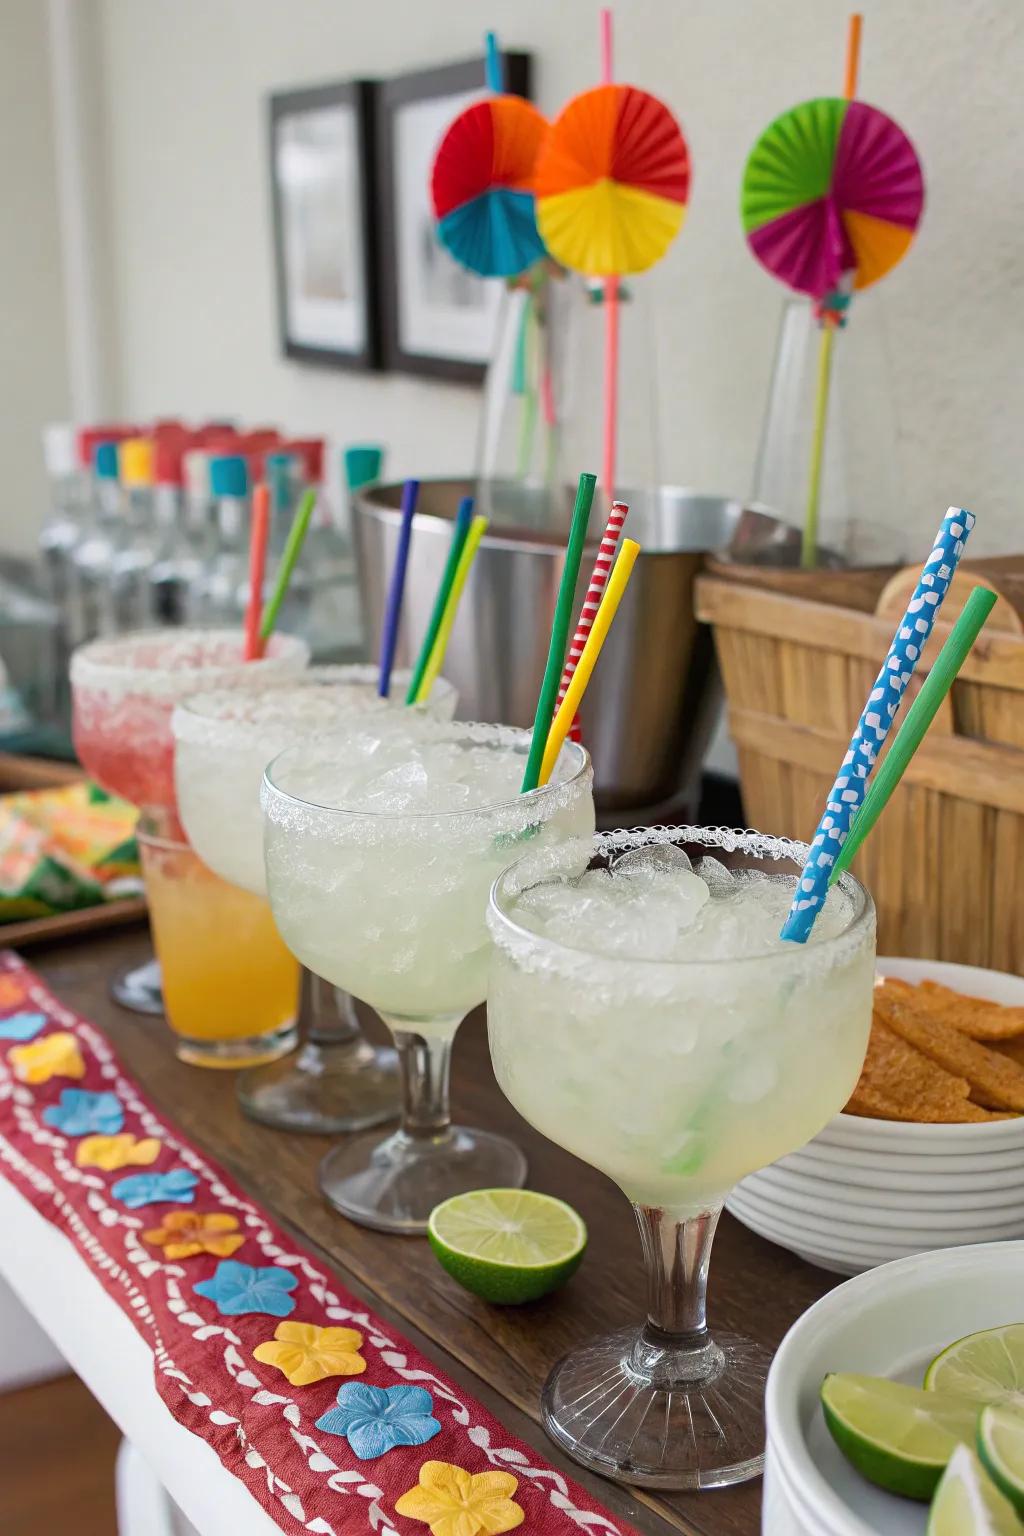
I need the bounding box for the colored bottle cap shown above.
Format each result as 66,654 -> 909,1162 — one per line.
283,438 -> 324,483
42,423 -> 76,478
94,441 -> 120,479
195,421 -> 238,444
154,437 -> 186,486
77,424 -> 138,469
209,454 -> 248,498
344,444 -> 385,492
183,448 -> 210,498
119,437 -> 155,487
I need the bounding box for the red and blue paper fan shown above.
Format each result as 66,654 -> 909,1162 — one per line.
431,94 -> 549,278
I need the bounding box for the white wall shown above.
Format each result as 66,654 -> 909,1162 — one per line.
26,0 -> 1024,554
1,1 -> 71,554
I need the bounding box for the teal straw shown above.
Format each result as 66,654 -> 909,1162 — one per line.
259,488 -> 316,641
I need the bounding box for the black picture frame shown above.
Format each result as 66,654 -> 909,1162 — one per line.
376,53 -> 532,384
268,78 -> 381,371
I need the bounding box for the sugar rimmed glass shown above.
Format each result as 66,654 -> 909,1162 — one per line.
262,721 -> 594,1234
172,666 -> 457,1132
487,826 -> 875,1489
71,627 -> 309,1014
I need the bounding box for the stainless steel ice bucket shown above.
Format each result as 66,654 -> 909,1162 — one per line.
352,480 -> 745,816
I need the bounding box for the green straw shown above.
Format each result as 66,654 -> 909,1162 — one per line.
520,472 -> 596,792
405,497 -> 472,703
259,487 -> 316,641
829,585 -> 997,882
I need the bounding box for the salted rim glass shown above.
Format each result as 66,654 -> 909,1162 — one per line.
261,720 -> 594,1235
486,825 -> 875,1491
70,627 -> 310,699
171,666 -> 456,1139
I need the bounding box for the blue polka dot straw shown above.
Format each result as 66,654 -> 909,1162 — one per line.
780,506 -> 975,944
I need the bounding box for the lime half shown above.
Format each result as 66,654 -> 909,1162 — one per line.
821,1373 -> 979,1500
427,1188 -> 586,1304
929,1443 -> 1024,1535
979,1403 -> 1024,1517
926,1325 -> 1024,1404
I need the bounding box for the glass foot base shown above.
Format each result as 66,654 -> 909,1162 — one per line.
174,1021 -> 298,1070
237,1038 -> 401,1134
542,1326 -> 769,1489
319,1125 -> 527,1235
111,957 -> 164,1016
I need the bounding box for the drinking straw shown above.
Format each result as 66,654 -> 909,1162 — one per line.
344,444 -> 384,493
554,500 -> 629,743
244,483 -> 270,660
520,472 -> 597,792
484,30 -> 503,93
405,497 -> 473,704
600,8 -> 620,503
800,12 -> 863,571
540,537 -> 640,784
829,586 -> 997,882
258,487 -> 316,643
377,479 -> 419,698
416,515 -> 489,702
780,506 -> 976,943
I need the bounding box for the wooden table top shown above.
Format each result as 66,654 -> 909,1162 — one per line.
28,926 -> 842,1536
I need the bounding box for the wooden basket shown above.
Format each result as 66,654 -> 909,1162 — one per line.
695,568 -> 1024,972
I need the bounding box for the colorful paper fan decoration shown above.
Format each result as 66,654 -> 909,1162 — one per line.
741,97 -> 924,302
534,84 -> 690,276
431,94 -> 549,278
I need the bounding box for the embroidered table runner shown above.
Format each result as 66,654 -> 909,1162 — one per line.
0,953 -> 635,1536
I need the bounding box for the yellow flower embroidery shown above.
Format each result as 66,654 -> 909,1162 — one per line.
253,1321 -> 366,1385
395,1462 -> 524,1536
143,1210 -> 245,1260
75,1133 -> 162,1171
9,1032 -> 85,1085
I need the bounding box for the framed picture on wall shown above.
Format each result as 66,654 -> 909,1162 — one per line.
269,79 -> 380,370
376,53 -> 532,383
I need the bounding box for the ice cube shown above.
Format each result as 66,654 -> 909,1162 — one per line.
696,855 -> 736,899
612,843 -> 693,876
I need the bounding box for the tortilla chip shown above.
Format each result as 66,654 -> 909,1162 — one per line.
994,1037 -> 1024,1070
875,991 -> 1024,1112
845,1079 -> 1010,1123
915,979 -> 1024,1041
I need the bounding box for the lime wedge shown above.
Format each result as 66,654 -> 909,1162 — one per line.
427,1189 -> 586,1304
929,1444 -> 1024,1535
979,1403 -> 1024,1517
926,1325 -> 1024,1404
821,1373 -> 979,1500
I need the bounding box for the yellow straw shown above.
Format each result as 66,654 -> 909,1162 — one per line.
415,515 -> 488,701
802,325 -> 835,569
539,537 -> 640,785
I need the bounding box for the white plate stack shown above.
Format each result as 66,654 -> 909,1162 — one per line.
728,958 -> 1024,1275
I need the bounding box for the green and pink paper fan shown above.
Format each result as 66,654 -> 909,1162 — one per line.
741,97 -> 924,299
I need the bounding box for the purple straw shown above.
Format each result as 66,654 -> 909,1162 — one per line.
377,478 -> 419,698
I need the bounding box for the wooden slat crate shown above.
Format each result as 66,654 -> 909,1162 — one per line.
695,574 -> 1024,972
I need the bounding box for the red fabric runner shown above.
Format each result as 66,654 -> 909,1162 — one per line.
0,953 -> 637,1536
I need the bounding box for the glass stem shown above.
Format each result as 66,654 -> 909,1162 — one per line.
628,1203 -> 725,1387
392,1028 -> 457,1141
299,968 -> 361,1047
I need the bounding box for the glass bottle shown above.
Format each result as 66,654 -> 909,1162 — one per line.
68,440 -> 123,643
109,437 -> 160,631
38,423 -> 85,617
193,454 -> 249,625
149,437 -> 200,626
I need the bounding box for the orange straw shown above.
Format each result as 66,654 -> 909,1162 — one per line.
844,13 -> 863,98
554,500 -> 629,742
244,483 -> 270,660
599,8 -> 619,502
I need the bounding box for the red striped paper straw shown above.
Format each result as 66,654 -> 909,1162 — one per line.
554,500 -> 629,742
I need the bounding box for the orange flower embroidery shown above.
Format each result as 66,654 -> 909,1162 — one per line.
253,1321 -> 366,1386
143,1210 -> 245,1260
395,1463 -> 524,1536
75,1133 -> 162,1171
0,976 -> 27,1008
9,1032 -> 85,1084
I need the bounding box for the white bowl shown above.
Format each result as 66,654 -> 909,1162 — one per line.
763,1240 -> 1024,1535
729,958 -> 1024,1273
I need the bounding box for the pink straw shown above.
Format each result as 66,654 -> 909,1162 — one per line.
554,500 -> 629,742
599,8 -> 619,502
599,7 -> 613,83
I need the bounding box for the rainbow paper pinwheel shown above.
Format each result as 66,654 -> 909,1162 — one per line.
431,94 -> 549,278
741,97 -> 924,300
534,84 -> 690,276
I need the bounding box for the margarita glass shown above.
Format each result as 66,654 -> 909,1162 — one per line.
70,628 -> 308,1017
262,717 -> 594,1234
487,826 -> 875,1489
172,666 -> 457,1130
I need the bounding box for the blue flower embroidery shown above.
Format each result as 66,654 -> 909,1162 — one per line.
42,1088 -> 125,1136
315,1383 -> 441,1460
0,1012 -> 47,1042
193,1261 -> 298,1318
112,1169 -> 198,1208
